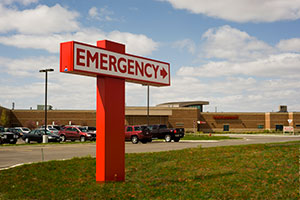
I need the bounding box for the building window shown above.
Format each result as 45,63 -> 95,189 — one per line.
257,125 -> 264,129
223,125 -> 229,131
275,125 -> 283,131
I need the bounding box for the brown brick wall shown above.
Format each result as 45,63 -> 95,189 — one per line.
267,113 -> 289,129
5,107 -> 300,133
168,108 -> 198,131
125,116 -> 168,126
199,113 -> 265,132
294,113 -> 300,131
11,110 -> 96,128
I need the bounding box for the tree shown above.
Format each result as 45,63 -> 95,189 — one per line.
0,109 -> 10,127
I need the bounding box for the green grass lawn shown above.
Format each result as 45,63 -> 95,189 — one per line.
0,142 -> 299,199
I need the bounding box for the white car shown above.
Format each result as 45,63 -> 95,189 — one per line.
14,127 -> 31,136
47,128 -> 59,135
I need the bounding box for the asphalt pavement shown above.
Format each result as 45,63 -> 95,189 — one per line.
0,134 -> 299,170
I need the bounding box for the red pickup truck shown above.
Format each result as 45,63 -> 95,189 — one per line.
125,125 -> 152,144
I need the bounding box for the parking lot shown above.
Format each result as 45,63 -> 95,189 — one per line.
1,134 -> 300,170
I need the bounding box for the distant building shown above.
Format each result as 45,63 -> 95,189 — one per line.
156,101 -> 209,112
279,105 -> 288,112
1,102 -> 299,133
37,105 -> 53,110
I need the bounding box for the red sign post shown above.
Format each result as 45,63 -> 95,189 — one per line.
60,40 -> 170,182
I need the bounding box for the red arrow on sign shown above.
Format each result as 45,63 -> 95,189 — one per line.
160,68 -> 168,79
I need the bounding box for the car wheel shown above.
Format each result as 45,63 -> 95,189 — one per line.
60,135 -> 66,142
148,139 -> 152,142
9,140 -> 17,144
80,136 -> 86,142
131,136 -> 139,144
174,138 -> 180,142
165,134 -> 172,142
25,138 -> 30,144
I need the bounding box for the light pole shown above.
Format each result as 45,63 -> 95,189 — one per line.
39,68 -> 54,139
147,85 -> 149,126
143,84 -> 150,126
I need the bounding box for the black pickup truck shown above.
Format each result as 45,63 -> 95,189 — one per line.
148,124 -> 184,142
0,126 -> 18,144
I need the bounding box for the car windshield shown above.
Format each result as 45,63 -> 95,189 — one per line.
0,127 -> 4,132
41,130 -> 56,136
78,127 -> 88,132
48,128 -> 57,131
159,125 -> 167,129
88,127 -> 96,131
53,126 -> 61,130
134,126 -> 141,131
23,128 -> 30,131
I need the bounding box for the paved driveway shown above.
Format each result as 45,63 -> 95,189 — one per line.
0,134 -> 299,170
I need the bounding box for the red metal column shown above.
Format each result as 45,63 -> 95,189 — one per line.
96,40 -> 125,182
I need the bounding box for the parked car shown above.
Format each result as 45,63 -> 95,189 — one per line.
41,125 -> 63,131
58,126 -> 94,142
0,126 -> 19,144
7,127 -> 22,138
148,124 -> 185,142
83,126 -> 96,133
14,127 -> 31,137
46,127 -> 59,135
22,129 -> 61,143
125,125 -> 152,144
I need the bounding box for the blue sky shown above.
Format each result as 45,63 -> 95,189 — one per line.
0,0 -> 300,112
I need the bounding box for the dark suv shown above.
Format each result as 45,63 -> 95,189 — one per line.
0,126 -> 19,144
125,125 -> 152,144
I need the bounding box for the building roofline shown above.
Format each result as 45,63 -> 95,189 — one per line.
156,101 -> 209,107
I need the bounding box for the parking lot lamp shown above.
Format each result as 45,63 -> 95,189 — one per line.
147,85 -> 149,126
39,68 -> 54,137
143,84 -> 150,126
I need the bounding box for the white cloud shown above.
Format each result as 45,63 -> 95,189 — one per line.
0,4 -> 79,34
88,6 -> 114,21
201,25 -> 274,61
162,0 -> 300,22
0,28 -> 158,56
167,25 -> 300,111
147,75 -> 300,112
277,38 -> 300,52
0,55 -> 96,109
0,56 -> 58,77
107,31 -> 158,56
0,0 -> 38,5
172,39 -> 196,54
177,53 -> 300,78
0,73 -> 96,110
88,6 -> 98,18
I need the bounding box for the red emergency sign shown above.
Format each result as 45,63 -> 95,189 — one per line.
60,41 -> 170,86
